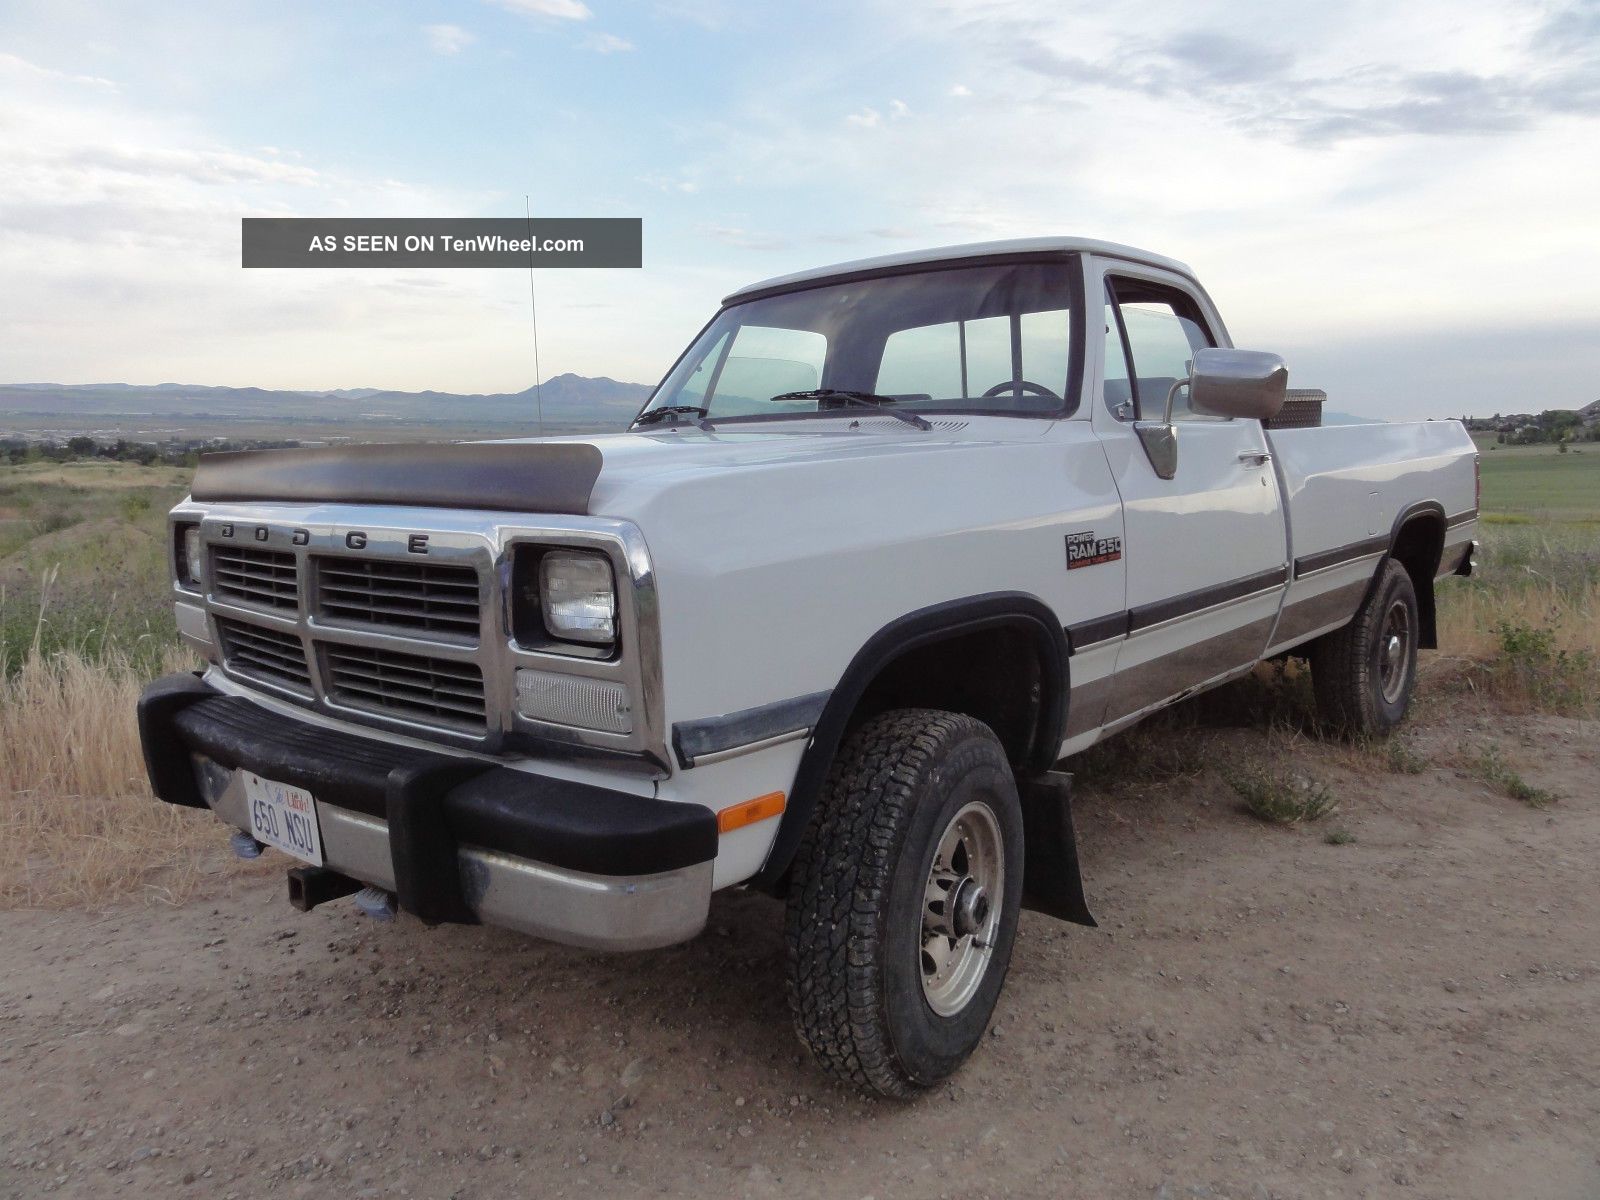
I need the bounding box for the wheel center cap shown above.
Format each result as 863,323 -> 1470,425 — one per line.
951,877 -> 990,938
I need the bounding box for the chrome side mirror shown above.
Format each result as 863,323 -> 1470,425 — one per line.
1133,347 -> 1288,479
1188,348 -> 1288,420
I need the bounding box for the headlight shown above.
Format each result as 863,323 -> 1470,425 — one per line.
176,522 -> 203,588
539,551 -> 616,644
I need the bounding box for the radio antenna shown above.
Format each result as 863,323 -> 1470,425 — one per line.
524,194 -> 545,438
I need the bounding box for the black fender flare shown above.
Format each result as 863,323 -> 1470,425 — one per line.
1384,500 -> 1446,649
753,591 -> 1069,891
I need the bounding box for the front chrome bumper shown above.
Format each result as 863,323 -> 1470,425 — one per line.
139,672 -> 717,952
196,762 -> 711,950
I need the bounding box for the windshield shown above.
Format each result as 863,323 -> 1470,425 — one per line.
640,260 -> 1081,423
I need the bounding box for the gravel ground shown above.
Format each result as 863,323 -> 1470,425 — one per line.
3,705 -> 1597,1199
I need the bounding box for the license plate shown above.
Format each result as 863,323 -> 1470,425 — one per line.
244,772 -> 324,866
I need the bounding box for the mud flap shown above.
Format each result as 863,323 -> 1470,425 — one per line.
1020,771 -> 1097,928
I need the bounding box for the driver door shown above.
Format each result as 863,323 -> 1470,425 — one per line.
1093,267 -> 1288,727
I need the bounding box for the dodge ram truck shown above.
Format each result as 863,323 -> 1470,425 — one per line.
138,237 -> 1479,1096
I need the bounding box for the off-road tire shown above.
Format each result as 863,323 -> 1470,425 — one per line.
784,708 -> 1024,1098
1309,558 -> 1419,737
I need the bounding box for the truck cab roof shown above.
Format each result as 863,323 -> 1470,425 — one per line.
723,237 -> 1195,305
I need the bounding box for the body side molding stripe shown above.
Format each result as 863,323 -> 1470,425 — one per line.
672,690 -> 831,770
1293,535 -> 1390,578
1127,566 -> 1289,633
1065,612 -> 1129,652
1445,508 -> 1478,529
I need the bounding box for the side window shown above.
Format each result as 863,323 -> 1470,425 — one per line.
708,325 -> 827,415
1102,300 -> 1133,419
1107,279 -> 1217,421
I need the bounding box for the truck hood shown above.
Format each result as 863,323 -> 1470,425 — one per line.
537,421 -> 1048,517
186,418 -> 1051,518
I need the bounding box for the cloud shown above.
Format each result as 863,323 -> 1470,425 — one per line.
486,0 -> 593,21
971,1 -> 1600,145
0,55 -> 518,391
949,84 -> 972,97
639,171 -> 698,193
0,51 -> 116,91
422,24 -> 475,55
585,32 -> 635,53
847,100 -> 909,128
653,0 -> 736,30
701,224 -> 792,251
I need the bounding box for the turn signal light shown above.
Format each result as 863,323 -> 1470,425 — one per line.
717,791 -> 786,834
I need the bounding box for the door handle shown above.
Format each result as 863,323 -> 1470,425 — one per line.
1238,450 -> 1271,467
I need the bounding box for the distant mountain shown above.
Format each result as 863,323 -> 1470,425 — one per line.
0,373 -> 653,431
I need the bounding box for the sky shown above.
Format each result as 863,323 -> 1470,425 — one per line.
1,0 -> 1598,418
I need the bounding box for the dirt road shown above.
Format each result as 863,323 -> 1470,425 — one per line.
4,701 -> 1597,1199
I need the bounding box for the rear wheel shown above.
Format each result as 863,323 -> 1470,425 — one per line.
784,709 -> 1023,1097
1309,559 -> 1419,737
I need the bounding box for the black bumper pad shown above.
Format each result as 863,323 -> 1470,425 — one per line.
138,675 -> 717,923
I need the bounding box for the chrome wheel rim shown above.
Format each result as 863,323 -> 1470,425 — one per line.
920,800 -> 1004,1017
1378,599 -> 1412,704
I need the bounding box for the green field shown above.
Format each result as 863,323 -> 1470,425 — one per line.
0,460 -> 189,673
1473,436 -> 1600,523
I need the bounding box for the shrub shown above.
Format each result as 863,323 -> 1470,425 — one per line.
1380,737 -> 1429,774
1477,620 -> 1598,715
1470,745 -> 1556,809
1227,763 -> 1337,824
32,505 -> 77,535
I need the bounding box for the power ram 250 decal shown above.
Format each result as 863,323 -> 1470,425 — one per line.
1065,530 -> 1123,570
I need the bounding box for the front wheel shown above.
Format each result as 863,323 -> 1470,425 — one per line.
1308,558 -> 1419,737
784,709 -> 1024,1097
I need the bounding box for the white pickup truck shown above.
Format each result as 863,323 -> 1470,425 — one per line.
139,237 -> 1478,1096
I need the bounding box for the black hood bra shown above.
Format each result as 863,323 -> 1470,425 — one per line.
190,441 -> 603,515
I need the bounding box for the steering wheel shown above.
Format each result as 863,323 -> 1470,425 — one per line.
981,379 -> 1059,401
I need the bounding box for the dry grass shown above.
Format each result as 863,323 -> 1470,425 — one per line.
0,643 -> 252,908
1438,585 -> 1599,716
1438,582 -> 1600,662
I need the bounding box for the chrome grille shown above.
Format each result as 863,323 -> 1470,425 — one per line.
211,545 -> 299,611
216,617 -> 312,694
322,643 -> 486,731
312,557 -> 481,641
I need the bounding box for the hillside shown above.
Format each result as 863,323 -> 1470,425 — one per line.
0,374 -> 653,430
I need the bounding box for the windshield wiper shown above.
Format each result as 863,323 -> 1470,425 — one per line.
770,389 -> 932,430
632,405 -> 712,430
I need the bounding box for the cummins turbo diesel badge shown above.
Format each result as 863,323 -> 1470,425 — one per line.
1066,530 -> 1123,569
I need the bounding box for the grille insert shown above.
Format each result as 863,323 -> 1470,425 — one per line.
322,643 -> 486,731
313,557 -> 481,640
211,545 -> 299,611
216,617 -> 312,694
